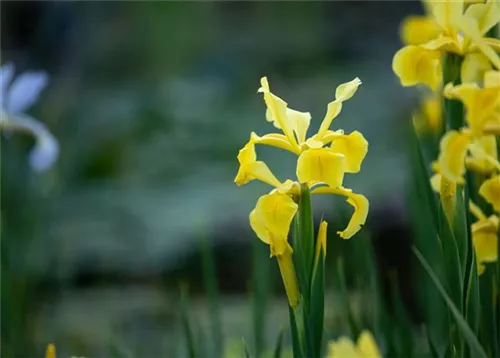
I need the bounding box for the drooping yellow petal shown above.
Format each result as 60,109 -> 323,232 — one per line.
311,186 -> 369,239
330,131 -> 369,173
357,331 -> 382,358
45,344 -> 56,358
479,175 -> 500,211
317,78 -> 361,137
296,148 -> 346,188
392,45 -> 442,90
234,140 -> 282,187
461,52 -> 492,83
464,0 -> 500,35
437,130 -> 471,183
327,338 -> 359,358
249,192 -> 298,257
400,16 -> 442,45
258,77 -> 299,151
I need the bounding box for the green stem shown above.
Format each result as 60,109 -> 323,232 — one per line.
442,53 -> 464,131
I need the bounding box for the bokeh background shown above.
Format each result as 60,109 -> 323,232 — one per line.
1,2 -> 425,357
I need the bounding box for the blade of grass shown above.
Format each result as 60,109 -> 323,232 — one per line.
180,284 -> 197,358
310,239 -> 325,357
409,126 -> 451,357
413,247 -> 487,358
242,338 -> 251,358
200,236 -> 223,357
273,328 -> 285,358
336,258 -> 359,337
479,268 -> 498,357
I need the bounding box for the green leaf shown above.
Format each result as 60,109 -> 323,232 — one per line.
442,53 -> 464,131
413,247 -> 487,358
335,258 -> 359,337
242,338 -> 251,358
273,328 -> 285,358
289,303 -> 306,358
408,127 -> 451,357
310,246 -> 325,357
479,268 -> 499,357
437,202 -> 463,310
200,236 -> 223,357
290,184 -> 319,358
180,284 -> 197,358
464,251 -> 480,336
252,238 -> 271,358
292,184 -> 315,298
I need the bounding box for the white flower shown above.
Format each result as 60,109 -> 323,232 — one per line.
0,62 -> 59,172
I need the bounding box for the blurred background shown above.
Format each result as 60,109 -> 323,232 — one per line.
1,2 -> 425,357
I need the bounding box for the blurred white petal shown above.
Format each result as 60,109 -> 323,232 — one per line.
0,62 -> 15,107
6,71 -> 49,113
4,114 -> 59,172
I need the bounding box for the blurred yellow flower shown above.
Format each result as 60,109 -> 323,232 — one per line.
479,175 -> 500,211
437,129 -> 472,183
393,0 -> 500,89
437,130 -> 500,183
470,210 -> 499,275
444,70 -> 500,136
45,344 -> 56,358
413,93 -> 443,135
326,330 -> 382,358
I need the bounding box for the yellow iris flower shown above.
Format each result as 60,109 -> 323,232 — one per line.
393,0 -> 500,89
235,77 -> 370,306
235,76 -> 369,240
239,76 -> 368,188
470,202 -> 499,275
326,331 -> 382,358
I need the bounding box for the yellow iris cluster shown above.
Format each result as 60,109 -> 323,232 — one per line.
393,0 -> 500,90
436,62 -> 500,275
234,77 -> 369,307
393,0 -> 500,275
